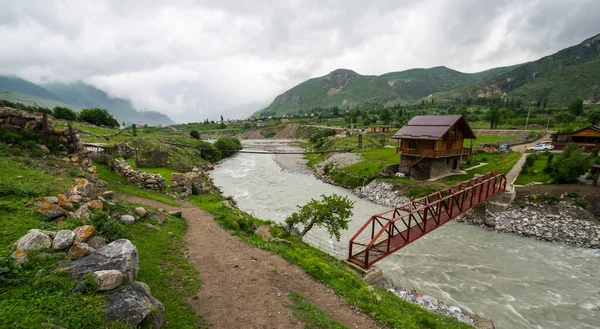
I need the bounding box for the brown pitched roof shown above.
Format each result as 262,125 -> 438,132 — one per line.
392,115 -> 476,140
553,125 -> 600,136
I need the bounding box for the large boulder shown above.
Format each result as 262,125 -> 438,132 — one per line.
73,225 -> 95,242
52,230 -> 75,250
13,229 -> 52,251
68,178 -> 97,199
133,207 -> 147,218
67,242 -> 91,260
120,215 -> 135,224
103,282 -> 165,329
62,239 -> 139,284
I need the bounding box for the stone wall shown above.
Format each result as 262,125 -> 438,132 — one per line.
112,158 -> 167,192
170,170 -> 211,197
0,107 -> 82,152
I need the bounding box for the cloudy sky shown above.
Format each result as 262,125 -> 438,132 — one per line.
0,0 -> 599,122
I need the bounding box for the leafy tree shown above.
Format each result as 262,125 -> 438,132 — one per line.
78,108 -> 119,127
554,111 -> 575,125
220,115 -> 224,122
214,137 -> 242,157
131,124 -> 137,137
550,143 -> 590,183
378,108 -> 392,123
190,130 -> 200,140
284,194 -> 354,241
52,106 -> 77,121
587,111 -> 600,125
568,99 -> 584,116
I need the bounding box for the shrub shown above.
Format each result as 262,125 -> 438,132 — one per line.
528,194 -> 537,202
89,211 -> 127,242
525,155 -> 536,167
78,108 -> 119,127
197,141 -> 221,162
547,153 -> 554,163
541,195 -> 558,205
592,148 -> 600,158
565,191 -> 580,198
189,130 -> 200,140
575,199 -> 587,208
214,137 -> 242,158
52,107 -> 77,121
551,143 -> 591,183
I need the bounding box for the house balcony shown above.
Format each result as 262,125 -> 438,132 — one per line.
396,147 -> 471,158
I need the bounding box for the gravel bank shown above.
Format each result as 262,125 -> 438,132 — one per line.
353,180 -> 409,207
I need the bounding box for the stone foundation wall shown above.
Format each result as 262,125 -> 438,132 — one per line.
429,157 -> 459,178
170,171 -> 211,197
0,107 -> 82,152
112,158 -> 167,192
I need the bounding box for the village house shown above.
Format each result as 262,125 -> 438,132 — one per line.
551,126 -> 600,151
392,115 -> 475,179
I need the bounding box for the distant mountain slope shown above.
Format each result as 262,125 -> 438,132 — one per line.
0,89 -> 79,110
432,33 -> 600,103
259,65 -> 519,116
0,76 -> 66,102
43,82 -> 174,125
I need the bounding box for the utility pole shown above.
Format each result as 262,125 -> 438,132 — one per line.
545,115 -> 550,132
525,107 -> 531,130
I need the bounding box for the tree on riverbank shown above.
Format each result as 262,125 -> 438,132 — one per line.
285,194 -> 354,241
550,143 -> 590,183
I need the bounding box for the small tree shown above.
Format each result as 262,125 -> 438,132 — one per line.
568,99 -> 584,116
190,130 -> 200,140
285,194 -> 354,241
131,124 -> 137,137
550,143 -> 590,183
52,106 -> 77,121
79,108 -> 119,127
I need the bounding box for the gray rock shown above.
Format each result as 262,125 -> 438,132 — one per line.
422,295 -> 439,307
120,215 -> 135,224
87,236 -> 107,249
44,196 -> 59,204
52,230 -> 75,250
61,239 -> 139,284
13,229 -> 52,251
92,270 -> 123,291
37,144 -> 50,154
134,207 -> 147,218
69,194 -> 82,203
147,214 -> 163,224
37,201 -> 67,220
145,223 -> 160,230
103,282 -> 165,329
168,210 -> 182,218
101,191 -> 115,200
67,242 -> 90,260
449,306 -> 462,314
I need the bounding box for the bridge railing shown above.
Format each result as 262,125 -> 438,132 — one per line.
348,172 -> 507,269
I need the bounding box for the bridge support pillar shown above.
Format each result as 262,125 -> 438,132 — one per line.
472,203 -> 486,219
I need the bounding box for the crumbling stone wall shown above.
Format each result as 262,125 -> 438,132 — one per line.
112,158 -> 167,192
170,170 -> 211,197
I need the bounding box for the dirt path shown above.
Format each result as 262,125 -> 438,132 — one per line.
118,195 -> 382,329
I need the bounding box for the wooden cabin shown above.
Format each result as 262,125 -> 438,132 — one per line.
392,115 -> 476,179
552,126 -> 600,151
366,126 -> 394,133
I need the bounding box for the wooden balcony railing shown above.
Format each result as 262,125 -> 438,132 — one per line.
396,147 -> 471,158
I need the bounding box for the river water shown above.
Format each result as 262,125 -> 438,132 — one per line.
209,150 -> 600,329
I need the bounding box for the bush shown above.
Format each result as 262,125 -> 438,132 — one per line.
592,148 -> 600,158
196,140 -> 221,162
528,194 -> 537,202
89,211 -> 127,242
575,199 -> 587,208
525,154 -> 536,167
52,107 -> 77,121
547,153 -> 554,163
78,108 -> 119,127
214,137 -> 242,158
541,195 -> 558,205
189,130 -> 200,140
565,191 -> 580,198
551,143 -> 591,183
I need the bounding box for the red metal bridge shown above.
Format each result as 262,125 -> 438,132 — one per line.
348,172 -> 507,269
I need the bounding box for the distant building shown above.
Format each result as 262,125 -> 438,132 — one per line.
366,126 -> 393,133
256,120 -> 265,127
392,115 -> 475,179
280,119 -> 290,124
552,126 -> 600,151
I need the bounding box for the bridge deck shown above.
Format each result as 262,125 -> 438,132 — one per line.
348,172 -> 507,269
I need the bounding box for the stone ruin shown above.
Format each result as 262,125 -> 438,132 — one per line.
111,158 -> 167,192
170,169 -> 213,197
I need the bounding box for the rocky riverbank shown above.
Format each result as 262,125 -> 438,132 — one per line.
353,180 -> 409,207
457,198 -> 600,249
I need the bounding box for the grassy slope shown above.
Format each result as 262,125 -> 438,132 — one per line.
466,135 -> 516,147
514,153 -> 557,185
188,193 -> 473,329
287,293 -> 348,329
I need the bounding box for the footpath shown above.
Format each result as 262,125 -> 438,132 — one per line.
118,195 -> 381,329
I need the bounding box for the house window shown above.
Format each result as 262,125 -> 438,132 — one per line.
408,140 -> 418,149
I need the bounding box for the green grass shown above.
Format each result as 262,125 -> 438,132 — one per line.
330,147 -> 398,187
188,193 -> 473,329
119,203 -> 203,328
287,293 -> 348,329
95,163 -> 179,206
465,135 -> 516,147
443,151 -> 521,185
514,153 -> 557,185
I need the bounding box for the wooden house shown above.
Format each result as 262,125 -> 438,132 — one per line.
392,115 -> 476,179
366,126 -> 394,133
551,126 -> 600,151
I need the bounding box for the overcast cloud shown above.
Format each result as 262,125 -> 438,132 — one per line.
0,0 -> 598,122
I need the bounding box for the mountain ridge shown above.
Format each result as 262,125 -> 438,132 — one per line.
259,32 -> 600,116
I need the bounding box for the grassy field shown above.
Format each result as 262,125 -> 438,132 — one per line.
466,135 -> 516,147
330,147 -> 398,187
514,153 -> 557,185
188,193 -> 473,329
443,151 -> 521,185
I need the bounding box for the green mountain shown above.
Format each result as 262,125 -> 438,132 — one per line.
43,82 -> 174,126
431,33 -> 600,103
0,75 -> 174,125
259,65 -> 518,116
260,32 -> 600,116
